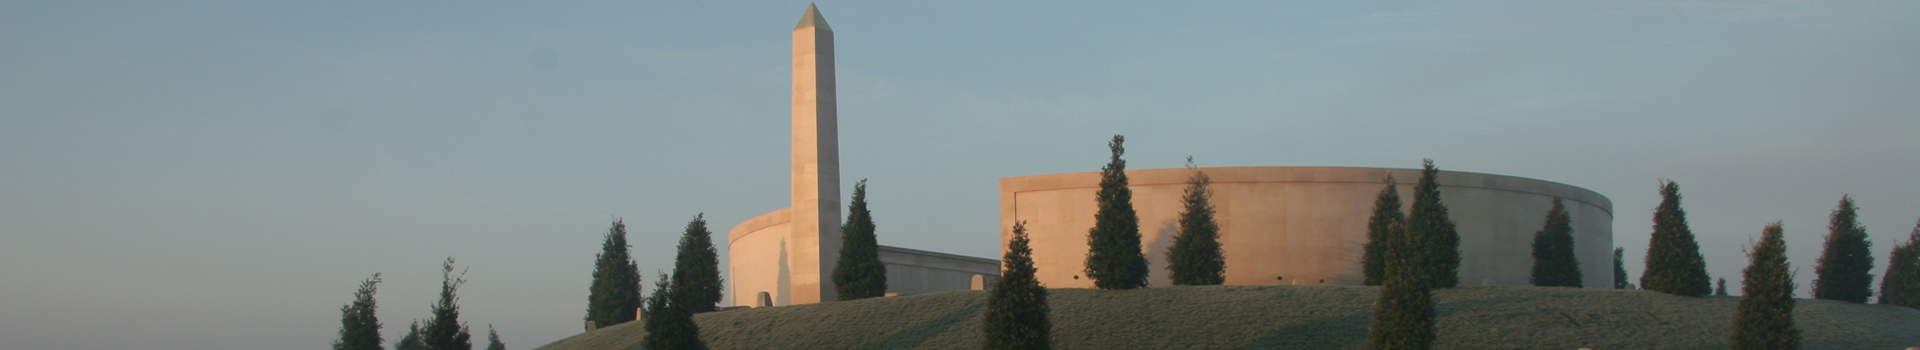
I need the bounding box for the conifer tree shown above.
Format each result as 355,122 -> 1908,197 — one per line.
1407,159 -> 1461,288
1530,197 -> 1582,287
586,219 -> 642,328
1084,135 -> 1148,290
333,273 -> 384,350
644,272 -> 706,350
1729,222 -> 1800,350
423,257 -> 472,350
1362,174 -> 1404,286
1813,195 -> 1875,303
834,179 -> 887,300
985,221 -> 1051,350
672,214 -> 723,313
485,325 -> 505,350
395,321 -> 425,350
1368,222 -> 1435,350
1642,181 -> 1711,297
1167,157 -> 1225,285
1716,278 -> 1729,296
1613,247 -> 1630,289
1878,220 -> 1920,308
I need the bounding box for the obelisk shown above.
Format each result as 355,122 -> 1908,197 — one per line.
789,4 -> 842,304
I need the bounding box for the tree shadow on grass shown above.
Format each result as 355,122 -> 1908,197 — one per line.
860,302 -> 986,350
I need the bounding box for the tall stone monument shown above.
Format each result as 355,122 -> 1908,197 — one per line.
788,4 -> 841,304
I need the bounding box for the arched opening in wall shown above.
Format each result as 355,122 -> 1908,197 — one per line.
756,291 -> 772,308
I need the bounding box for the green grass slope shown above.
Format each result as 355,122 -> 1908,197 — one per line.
535,285 -> 1920,350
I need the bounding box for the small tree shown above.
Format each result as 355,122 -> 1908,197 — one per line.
985,221 -> 1052,350
485,325 -> 505,350
834,179 -> 888,300
1729,222 -> 1800,350
1613,247 -> 1630,289
1642,181 -> 1711,297
1362,174 -> 1404,286
1167,157 -> 1225,285
395,321 -> 426,350
1716,278 -> 1729,296
1530,196 -> 1583,287
1813,195 -> 1875,303
1084,135 -> 1148,290
586,219 -> 642,328
423,257 -> 472,350
333,273 -> 384,350
1368,222 -> 1435,350
644,272 -> 706,350
1879,220 -> 1920,308
1407,159 -> 1461,288
672,214 -> 723,313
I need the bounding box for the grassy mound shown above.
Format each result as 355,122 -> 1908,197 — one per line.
535,285 -> 1920,350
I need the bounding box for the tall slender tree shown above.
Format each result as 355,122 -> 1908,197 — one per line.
1813,195 -> 1875,303
1407,159 -> 1461,288
1716,278 -> 1729,296
395,321 -> 425,350
1167,157 -> 1225,285
1368,222 -> 1435,350
1642,181 -> 1711,297
644,272 -> 705,350
423,257 -> 472,350
1084,135 -> 1148,290
333,273 -> 384,350
672,214 -> 723,313
834,179 -> 888,300
1729,222 -> 1800,350
485,325 -> 505,350
1614,247 -> 1631,289
985,221 -> 1052,350
1362,174 -> 1404,286
586,219 -> 642,328
1530,197 -> 1583,287
1878,220 -> 1920,308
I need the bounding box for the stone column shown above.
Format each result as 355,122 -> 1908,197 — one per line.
789,4 -> 842,304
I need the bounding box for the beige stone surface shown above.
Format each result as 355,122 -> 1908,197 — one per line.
878,245 -> 999,296
728,208 -> 791,306
789,4 -> 841,304
1000,166 -> 1613,289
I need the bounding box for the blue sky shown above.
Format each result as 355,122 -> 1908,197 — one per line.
2,1 -> 1916,349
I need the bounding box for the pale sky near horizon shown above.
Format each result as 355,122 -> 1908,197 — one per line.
3,1 -> 1917,349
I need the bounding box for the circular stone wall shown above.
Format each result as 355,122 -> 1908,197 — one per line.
998,166 -> 1613,288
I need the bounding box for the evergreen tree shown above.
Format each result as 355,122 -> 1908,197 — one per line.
1362,174 -> 1404,286
1407,159 -> 1461,288
644,272 -> 706,350
1167,157 -> 1225,285
1716,278 -> 1729,296
586,219 -> 642,328
395,321 -> 426,350
423,257 -> 472,350
485,325 -> 505,350
333,273 -> 385,350
1084,135 -> 1148,290
1368,222 -> 1435,350
672,214 -> 723,313
1878,220 -> 1920,308
1642,181 -> 1711,297
834,179 -> 888,300
1813,195 -> 1875,303
984,221 -> 1052,350
1530,197 -> 1583,287
1613,247 -> 1631,289
1729,222 -> 1800,350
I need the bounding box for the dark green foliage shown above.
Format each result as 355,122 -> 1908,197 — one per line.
424,257 -> 472,350
1368,222 -> 1435,350
587,219 -> 642,328
1642,181 -> 1711,297
396,321 -> 425,350
1407,159 -> 1461,288
1167,158 -> 1225,286
985,221 -> 1052,350
486,325 -> 505,350
334,273 -> 385,350
1362,174 -> 1404,286
1879,220 -> 1920,308
644,272 -> 706,350
1530,197 -> 1583,287
1730,223 -> 1800,350
1084,135 -> 1148,290
1813,195 -> 1875,303
1614,247 -> 1631,289
672,214 -> 723,313
1716,278 -> 1729,296
834,179 -> 888,300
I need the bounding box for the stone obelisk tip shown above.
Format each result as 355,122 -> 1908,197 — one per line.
795,3 -> 831,31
